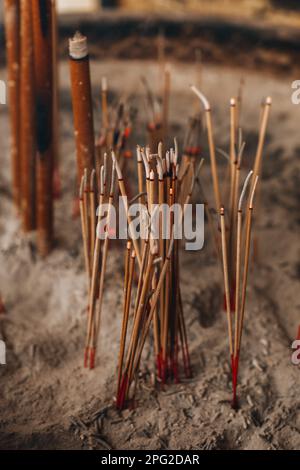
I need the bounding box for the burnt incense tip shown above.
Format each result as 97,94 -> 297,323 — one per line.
69,31 -> 88,60
220,206 -> 225,215
230,98 -> 236,106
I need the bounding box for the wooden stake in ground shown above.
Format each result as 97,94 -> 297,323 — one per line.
32,0 -> 54,256
4,0 -> 21,209
19,0 -> 36,231
69,32 -> 95,184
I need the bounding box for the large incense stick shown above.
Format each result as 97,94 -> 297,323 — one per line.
69,32 -> 95,183
20,0 -> 36,231
4,0 -> 21,208
32,0 -> 54,256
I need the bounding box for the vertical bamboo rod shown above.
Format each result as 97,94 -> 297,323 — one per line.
220,207 -> 233,357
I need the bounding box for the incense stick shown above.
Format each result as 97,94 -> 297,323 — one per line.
20,0 -> 36,231
190,85 -> 221,211
4,0 -> 21,208
69,32 -> 95,184
32,0 -> 55,256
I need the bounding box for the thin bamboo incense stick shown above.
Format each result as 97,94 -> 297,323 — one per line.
136,146 -> 145,205
32,0 -> 54,256
238,176 -> 259,351
229,98 -> 237,234
20,0 -> 36,232
251,97 -> 272,190
79,175 -> 90,281
4,0 -> 21,208
69,32 -> 95,184
220,206 -> 233,359
234,170 -> 253,359
190,85 -> 221,211
83,169 -> 91,278
90,169 -> 96,263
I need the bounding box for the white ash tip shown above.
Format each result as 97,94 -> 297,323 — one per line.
230,98 -> 236,106
69,31 -> 88,60
190,84 -> 210,111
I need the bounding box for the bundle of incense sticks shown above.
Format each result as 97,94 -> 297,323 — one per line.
115,144 -> 203,410
4,0 -> 57,256
79,158 -> 116,370
191,85 -> 272,408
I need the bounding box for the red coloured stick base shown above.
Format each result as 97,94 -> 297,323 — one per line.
231,354 -> 240,410
84,347 -> 89,368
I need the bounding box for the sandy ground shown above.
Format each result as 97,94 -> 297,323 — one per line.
0,59 -> 299,450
